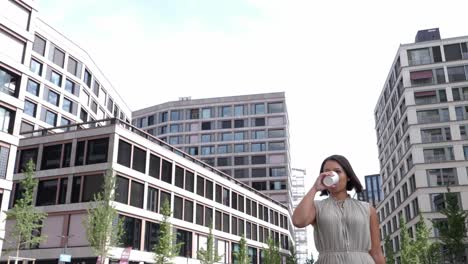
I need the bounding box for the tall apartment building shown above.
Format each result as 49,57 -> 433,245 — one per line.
357,174 -> 383,207
374,28 -> 468,261
0,1 -> 295,262
132,93 -> 291,206
291,168 -> 309,264
0,0 -> 130,254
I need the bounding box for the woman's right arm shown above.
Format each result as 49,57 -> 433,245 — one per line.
292,172 -> 330,228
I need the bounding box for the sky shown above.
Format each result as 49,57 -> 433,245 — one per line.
37,0 -> 468,258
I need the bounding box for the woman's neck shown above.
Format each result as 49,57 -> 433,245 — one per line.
330,191 -> 349,201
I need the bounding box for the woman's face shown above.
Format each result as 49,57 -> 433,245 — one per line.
323,160 -> 348,194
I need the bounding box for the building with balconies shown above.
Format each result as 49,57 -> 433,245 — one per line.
374,28 -> 468,262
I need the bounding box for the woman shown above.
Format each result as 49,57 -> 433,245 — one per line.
292,155 -> 385,264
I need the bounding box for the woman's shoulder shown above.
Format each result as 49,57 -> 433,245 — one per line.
350,198 -> 372,209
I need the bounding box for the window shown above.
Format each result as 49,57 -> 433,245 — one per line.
252,155 -> 266,164
121,216 -> 142,250
84,69 -> 92,87
201,108 -> 212,119
92,81 -> 100,96
234,119 -> 245,128
114,176 -> 129,204
254,103 -> 265,114
268,102 -> 284,113
234,144 -> 246,153
407,48 -> 432,65
67,57 -> 78,76
36,179 -> 58,206
189,109 -> 199,119
117,140 -> 132,167
431,193 -> 461,211
61,98 -> 73,113
197,176 -> 205,196
201,134 -> 212,143
132,146 -> 146,173
234,105 -> 244,116
254,118 -> 265,126
423,147 -> 454,163
107,97 -> 114,112
268,129 -> 285,138
149,154 -> 160,178
27,79 -> 40,96
416,108 -> 449,123
201,122 -> 212,130
252,181 -> 267,190
52,47 -> 65,67
50,71 -> 62,87
185,171 -> 194,192
252,130 -> 266,139
87,138 -> 109,164
44,110 -> 57,126
252,143 -> 266,152
82,174 -> 104,202
0,146 -> 9,179
444,43 -> 468,61
447,66 -> 467,82
91,100 -> 98,114
170,110 -> 182,121
46,89 -> 59,106
221,106 -> 232,117
24,100 -> 37,117
252,168 -> 266,177
144,221 -> 160,252
146,186 -> 158,212
185,200 -> 194,222
270,167 -> 286,177
410,70 -> 433,85
130,181 -> 144,208
30,59 -> 43,76
201,146 -> 214,155
414,89 -> 446,105
217,145 -> 231,154
269,141 -> 285,151
170,124 -> 181,133
172,196 -> 184,220
33,35 -> 46,55
18,148 -> 38,172
220,132 -> 233,141
80,109 -> 88,122
220,120 -> 231,129
41,144 -> 62,170
161,159 -> 172,183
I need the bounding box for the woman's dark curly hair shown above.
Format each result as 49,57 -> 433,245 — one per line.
319,154 -> 364,196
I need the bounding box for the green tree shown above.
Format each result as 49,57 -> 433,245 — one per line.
286,244 -> 297,264
305,253 -> 315,264
414,214 -> 440,264
433,191 -> 467,264
233,235 -> 249,264
84,170 -> 124,264
197,223 -> 222,264
399,216 -> 418,264
4,160 -> 47,261
154,199 -> 183,264
264,237 -> 281,264
384,235 -> 395,264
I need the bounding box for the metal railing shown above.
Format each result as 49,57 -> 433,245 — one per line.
21,118 -> 287,210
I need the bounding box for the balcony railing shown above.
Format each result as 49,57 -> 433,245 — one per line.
421,134 -> 446,143
418,115 -> 446,124
20,118 -> 288,210
424,153 -> 454,163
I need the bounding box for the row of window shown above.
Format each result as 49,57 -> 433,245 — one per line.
407,42 -> 468,66
116,139 -> 288,229
145,117 -> 286,137
135,102 -> 285,128
380,198 -> 419,240
16,137 -> 109,173
31,34 -> 128,123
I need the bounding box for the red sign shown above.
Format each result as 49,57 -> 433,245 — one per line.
119,247 -> 132,264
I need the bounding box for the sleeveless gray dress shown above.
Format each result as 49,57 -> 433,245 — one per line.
313,197 -> 375,264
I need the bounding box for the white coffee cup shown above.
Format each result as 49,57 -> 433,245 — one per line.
323,171 -> 339,187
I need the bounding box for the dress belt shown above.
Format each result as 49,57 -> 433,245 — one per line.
319,250 -> 369,254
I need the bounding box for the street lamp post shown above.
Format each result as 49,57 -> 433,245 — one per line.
57,234 -> 74,264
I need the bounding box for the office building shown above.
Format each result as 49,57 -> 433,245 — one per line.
3,119 -> 293,263
0,0 -> 130,255
0,1 -> 295,262
132,93 -> 291,206
374,28 -> 468,261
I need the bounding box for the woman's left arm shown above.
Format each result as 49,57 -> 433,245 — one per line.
369,206 -> 385,264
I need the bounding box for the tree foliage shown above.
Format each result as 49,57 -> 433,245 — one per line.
264,237 -> 281,264
5,160 -> 47,259
154,199 -> 183,264
433,192 -> 467,264
84,170 -> 123,264
233,235 -> 249,264
414,215 -> 440,264
384,235 -> 395,264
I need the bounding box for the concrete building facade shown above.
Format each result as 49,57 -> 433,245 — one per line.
0,0 -> 130,255
1,119 -> 293,263
374,28 -> 468,262
132,93 -> 291,206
